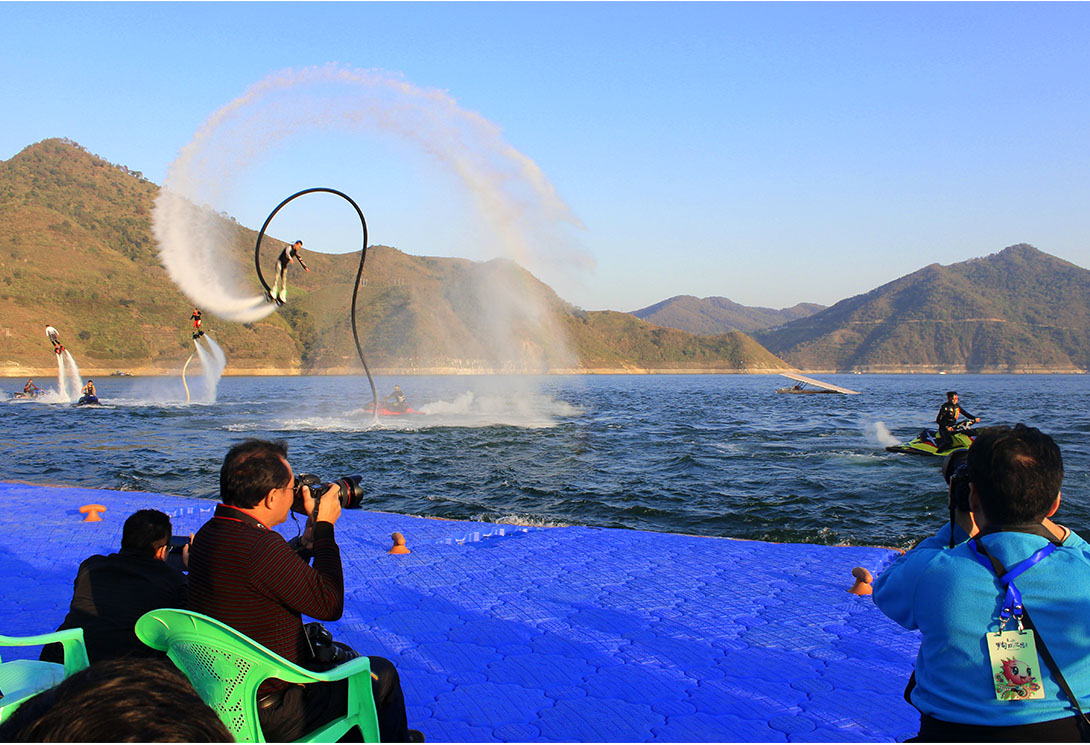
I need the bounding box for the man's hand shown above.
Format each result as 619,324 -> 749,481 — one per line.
974,417 -> 981,423
182,532 -> 194,569
315,483 -> 342,525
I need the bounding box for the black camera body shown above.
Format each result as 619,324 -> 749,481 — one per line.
291,473 -> 365,515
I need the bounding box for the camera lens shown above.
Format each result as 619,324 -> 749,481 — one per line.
333,475 -> 365,509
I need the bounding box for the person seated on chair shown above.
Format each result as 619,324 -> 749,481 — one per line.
873,424 -> 1090,741
40,509 -> 188,665
0,657 -> 231,742
187,439 -> 420,742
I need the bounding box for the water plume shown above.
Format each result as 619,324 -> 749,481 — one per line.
190,335 -> 227,403
153,64 -> 588,371
866,421 -> 901,449
56,350 -> 84,401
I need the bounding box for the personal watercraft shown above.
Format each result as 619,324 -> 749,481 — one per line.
364,403 -> 420,416
886,420 -> 977,456
75,395 -> 100,406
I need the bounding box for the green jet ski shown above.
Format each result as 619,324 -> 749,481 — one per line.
886,420 -> 977,456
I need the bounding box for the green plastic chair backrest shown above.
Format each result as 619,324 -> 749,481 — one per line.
135,609 -> 379,743
0,628 -> 90,724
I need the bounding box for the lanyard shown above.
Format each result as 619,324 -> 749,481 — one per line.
970,538 -> 1057,626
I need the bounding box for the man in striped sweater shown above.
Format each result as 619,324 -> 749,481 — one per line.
188,439 -> 419,742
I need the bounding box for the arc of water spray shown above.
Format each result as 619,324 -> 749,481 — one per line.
254,188 -> 378,421
153,64 -> 589,326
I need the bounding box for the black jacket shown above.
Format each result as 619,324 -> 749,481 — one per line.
40,549 -> 187,664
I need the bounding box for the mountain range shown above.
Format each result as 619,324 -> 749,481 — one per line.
753,244 -> 1090,373
632,296 -> 825,335
0,139 -> 787,376
2,138 -> 1087,376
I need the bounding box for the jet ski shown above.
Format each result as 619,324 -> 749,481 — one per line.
75,395 -> 100,406
364,402 -> 420,416
886,420 -> 976,456
9,389 -> 45,400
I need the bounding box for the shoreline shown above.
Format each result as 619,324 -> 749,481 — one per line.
3,365 -> 1086,377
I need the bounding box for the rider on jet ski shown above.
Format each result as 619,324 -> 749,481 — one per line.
935,391 -> 979,452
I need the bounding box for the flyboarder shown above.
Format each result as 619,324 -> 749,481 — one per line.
191,308 -> 204,339
45,325 -> 63,354
269,240 -> 309,306
935,391 -> 979,452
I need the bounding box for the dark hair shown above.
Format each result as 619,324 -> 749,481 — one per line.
220,439 -> 291,508
946,391 -> 957,400
0,658 -> 232,742
967,424 -> 1063,524
119,509 -> 171,555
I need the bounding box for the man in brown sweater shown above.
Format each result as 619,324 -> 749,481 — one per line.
188,439 -> 419,742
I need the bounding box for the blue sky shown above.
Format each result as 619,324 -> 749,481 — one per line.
4,2 -> 1089,312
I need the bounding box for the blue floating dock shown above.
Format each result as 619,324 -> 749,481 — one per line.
0,482 -> 921,741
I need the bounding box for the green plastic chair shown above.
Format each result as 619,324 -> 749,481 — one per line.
0,628 -> 90,724
135,609 -> 380,743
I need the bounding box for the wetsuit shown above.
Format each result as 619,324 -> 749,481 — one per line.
271,244 -> 309,305
191,310 -> 204,338
936,402 -> 976,451
45,326 -> 61,350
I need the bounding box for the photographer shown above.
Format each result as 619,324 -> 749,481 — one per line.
874,425 -> 1090,740
40,509 -> 187,664
187,439 -> 420,742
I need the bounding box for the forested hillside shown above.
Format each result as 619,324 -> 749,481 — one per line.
0,139 -> 789,375
755,244 -> 1090,372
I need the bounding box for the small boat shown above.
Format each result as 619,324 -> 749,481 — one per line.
776,372 -> 860,395
886,421 -> 976,456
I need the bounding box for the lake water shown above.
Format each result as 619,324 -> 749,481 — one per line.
3,373 -> 1088,548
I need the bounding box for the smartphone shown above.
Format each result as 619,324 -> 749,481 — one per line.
166,535 -> 190,573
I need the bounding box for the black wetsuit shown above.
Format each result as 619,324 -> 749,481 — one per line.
935,402 -> 976,451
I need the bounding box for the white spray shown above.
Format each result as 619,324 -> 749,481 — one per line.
55,350 -> 84,401
153,64 -> 589,371
866,421 -> 901,448
191,335 -> 227,402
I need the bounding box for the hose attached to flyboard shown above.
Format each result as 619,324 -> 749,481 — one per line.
253,188 -> 378,416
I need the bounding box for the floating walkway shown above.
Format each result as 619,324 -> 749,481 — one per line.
0,482 -> 921,741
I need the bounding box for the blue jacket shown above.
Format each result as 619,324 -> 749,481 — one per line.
874,527 -> 1090,726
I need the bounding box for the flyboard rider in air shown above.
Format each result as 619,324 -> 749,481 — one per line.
268,240 -> 309,306
45,325 -> 64,354
191,308 -> 205,339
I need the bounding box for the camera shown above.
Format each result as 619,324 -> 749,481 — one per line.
943,449 -> 971,512
291,473 -> 365,515
166,535 -> 190,573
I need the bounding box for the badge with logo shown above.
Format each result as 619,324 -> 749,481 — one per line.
987,629 -> 1045,700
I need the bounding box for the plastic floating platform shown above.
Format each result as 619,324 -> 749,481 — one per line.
0,482 -> 921,742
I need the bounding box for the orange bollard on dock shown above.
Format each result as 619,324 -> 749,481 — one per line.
388,532 -> 411,555
79,504 -> 107,522
848,566 -> 874,595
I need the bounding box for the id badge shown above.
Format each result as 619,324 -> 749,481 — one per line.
986,629 -> 1045,700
